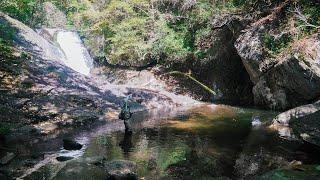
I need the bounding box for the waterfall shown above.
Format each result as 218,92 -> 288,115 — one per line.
56,31 -> 93,76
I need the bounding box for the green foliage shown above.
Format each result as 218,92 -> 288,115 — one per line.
0,123 -> 13,136
0,39 -> 13,57
0,17 -> 18,45
157,145 -> 190,171
54,0 -> 246,66
95,135 -> 112,147
0,0 -> 44,27
299,0 -> 320,34
152,17 -> 189,63
263,33 -> 292,54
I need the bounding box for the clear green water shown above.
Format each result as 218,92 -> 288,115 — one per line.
19,105 -> 320,179
79,105 -> 299,179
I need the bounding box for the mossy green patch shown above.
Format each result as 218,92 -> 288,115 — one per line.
0,122 -> 14,136
263,33 -> 292,54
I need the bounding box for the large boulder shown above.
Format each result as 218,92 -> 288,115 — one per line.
0,12 -> 116,142
271,100 -> 320,126
0,12 -> 66,62
0,152 -> 15,165
270,100 -> 320,147
290,111 -> 320,147
235,3 -> 320,110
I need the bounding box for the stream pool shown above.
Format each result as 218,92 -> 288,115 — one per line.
17,105 -> 320,179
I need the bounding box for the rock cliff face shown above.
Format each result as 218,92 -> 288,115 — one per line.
235,4 -> 320,110
0,12 -> 66,62
166,3 -> 320,109
0,13 -> 193,135
169,14 -> 254,105
0,13 -> 111,131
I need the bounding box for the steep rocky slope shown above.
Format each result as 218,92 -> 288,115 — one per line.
235,2 -> 320,110
0,12 -> 198,137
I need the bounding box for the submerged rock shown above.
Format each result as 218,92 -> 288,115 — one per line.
63,139 -> 83,150
55,160 -> 107,180
80,156 -> 106,166
56,156 -> 74,162
104,160 -> 138,180
0,152 -> 15,165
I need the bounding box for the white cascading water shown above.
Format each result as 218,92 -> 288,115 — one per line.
56,31 -> 93,76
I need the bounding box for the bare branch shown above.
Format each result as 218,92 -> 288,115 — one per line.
292,7 -> 320,29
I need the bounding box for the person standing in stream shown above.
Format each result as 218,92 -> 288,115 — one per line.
119,95 -> 133,134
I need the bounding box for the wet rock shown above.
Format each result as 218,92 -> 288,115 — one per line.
234,129 -> 290,179
234,152 -> 288,179
23,159 -> 38,167
271,100 -> 320,126
55,161 -> 107,180
23,163 -> 66,180
104,160 -> 138,180
270,100 -> 320,147
213,177 -> 232,180
81,156 -> 106,166
63,139 -> 83,150
56,156 -> 74,162
290,111 -> 320,147
0,152 -> 15,165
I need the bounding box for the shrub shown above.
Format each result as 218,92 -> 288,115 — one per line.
263,33 -> 292,54
0,0 -> 44,27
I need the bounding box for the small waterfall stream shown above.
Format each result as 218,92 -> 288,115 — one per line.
56,31 -> 93,76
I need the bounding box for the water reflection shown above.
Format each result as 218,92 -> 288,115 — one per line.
119,131 -> 133,157
82,105 -> 303,179
24,105 -> 320,179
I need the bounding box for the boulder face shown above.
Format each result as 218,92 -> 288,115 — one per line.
270,100 -> 320,147
235,9 -> 320,110
0,12 -> 66,62
291,111 -> 320,147
271,100 -> 320,126
252,51 -> 320,110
